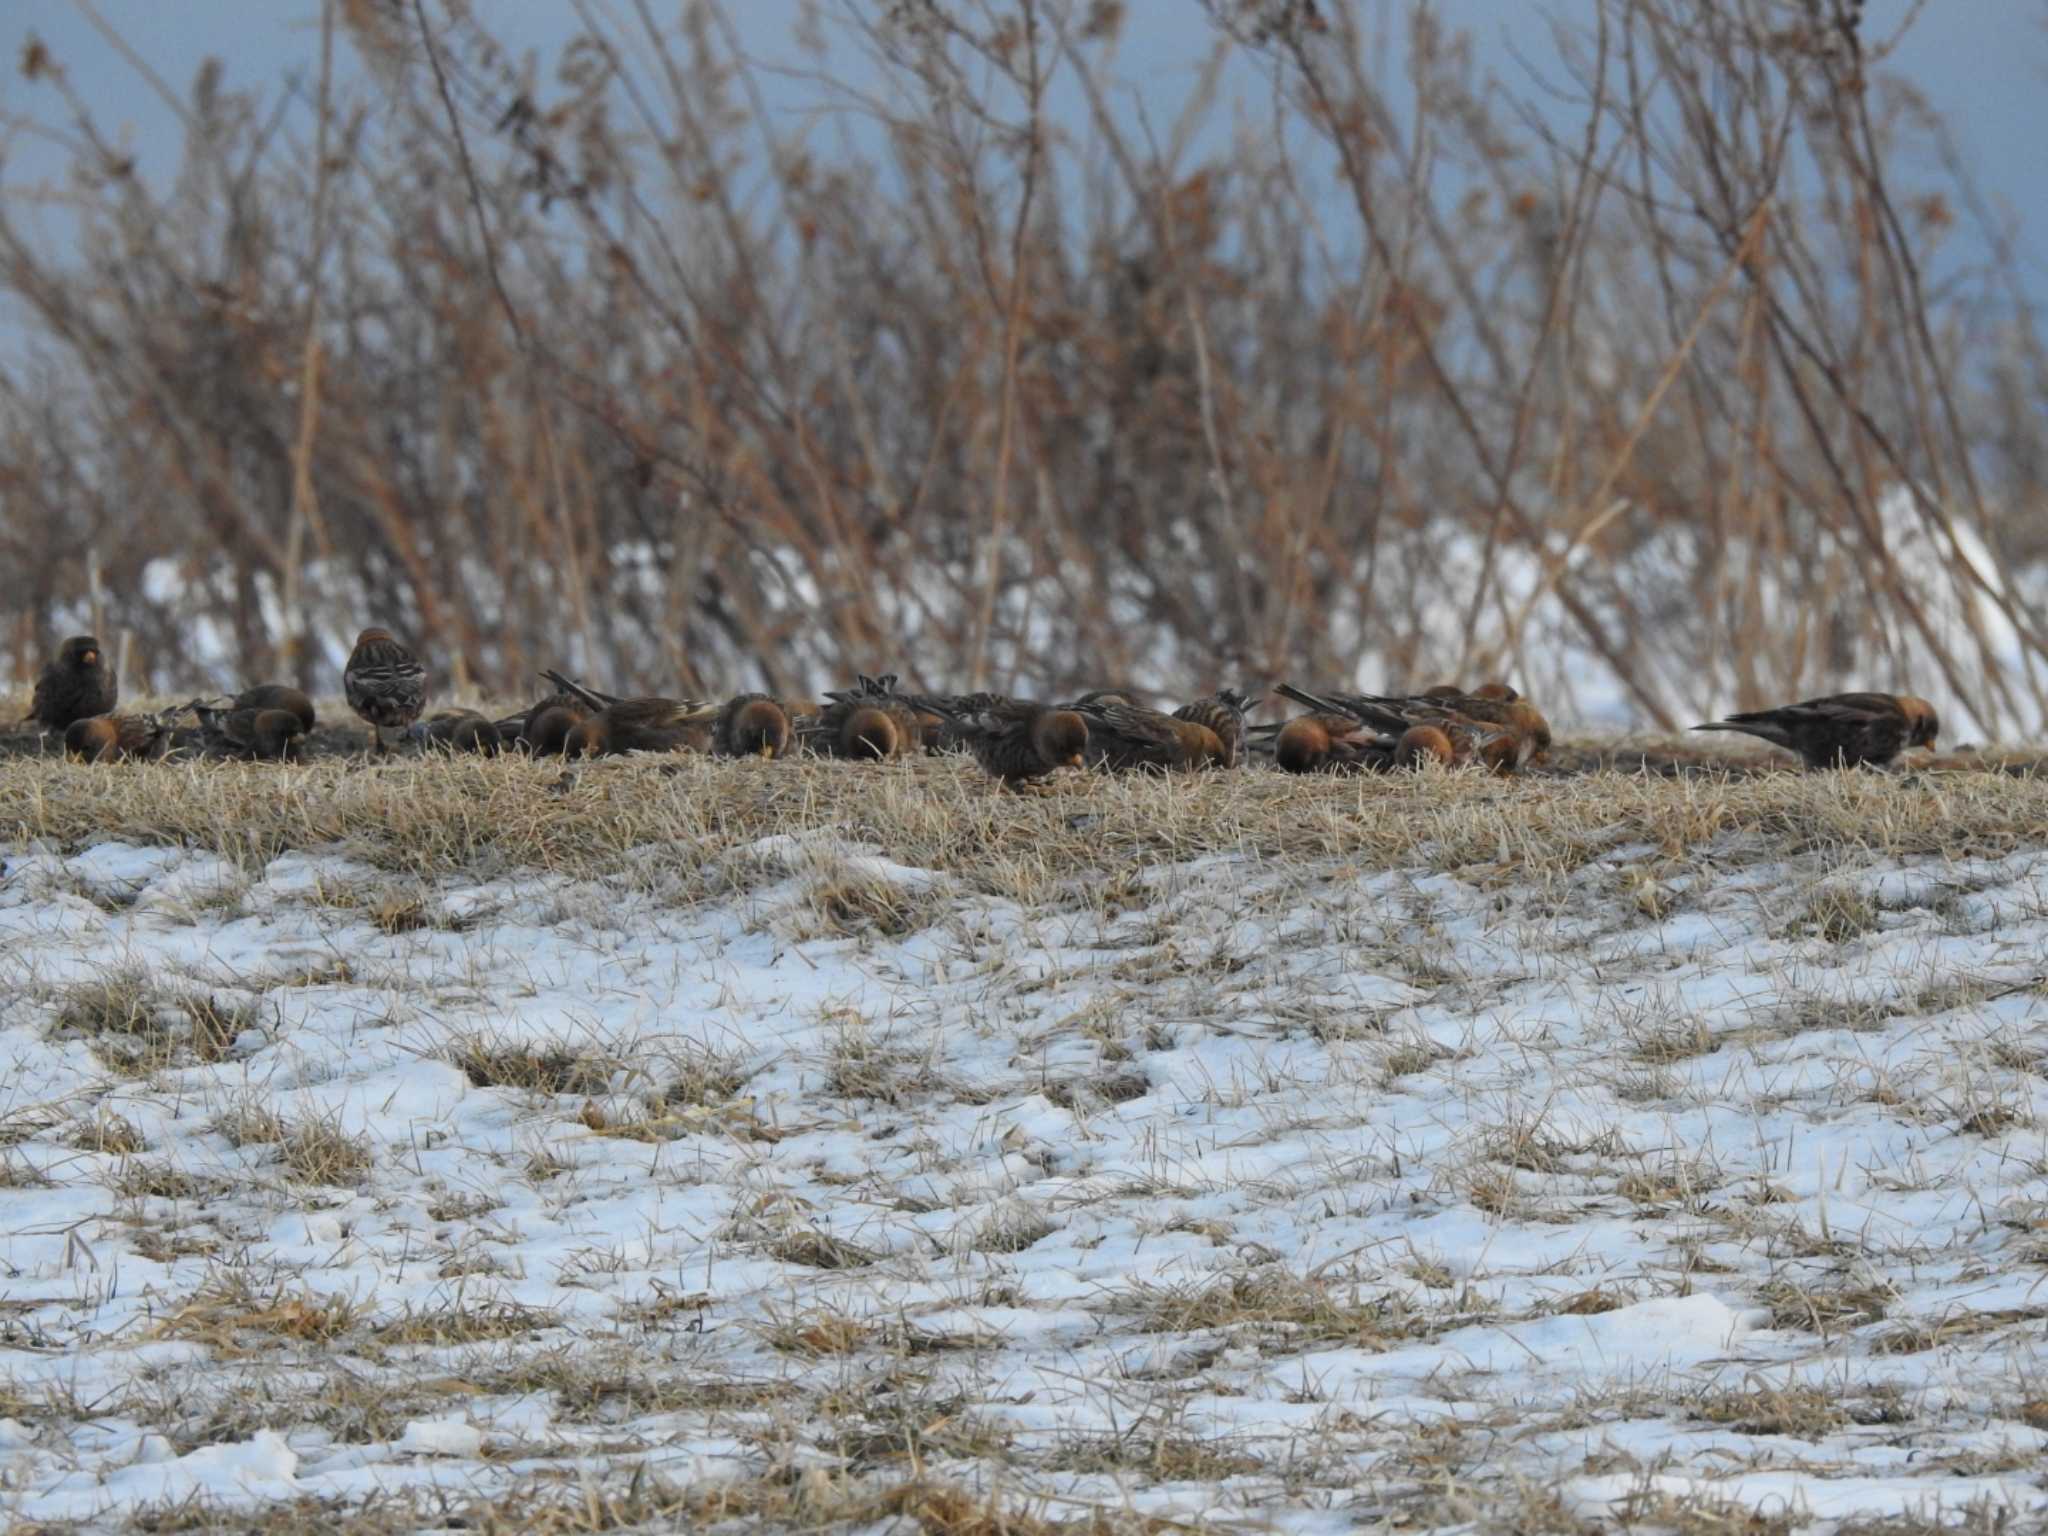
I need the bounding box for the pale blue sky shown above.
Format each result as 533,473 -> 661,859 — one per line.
0,2 -> 2041,306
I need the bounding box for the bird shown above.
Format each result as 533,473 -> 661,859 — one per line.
230,684 -> 316,734
64,712 -> 168,763
523,702 -> 589,758
541,670 -> 713,757
932,696 -> 1089,789
1173,687 -> 1261,769
1422,680 -> 1520,703
712,693 -> 793,759
806,675 -> 923,760
26,636 -> 117,732
343,627 -> 426,755
1392,724 -> 1458,769
189,702 -> 307,761
1274,684 -> 1527,774
1692,692 -> 1939,769
408,709 -> 503,755
1266,713 -> 1391,774
1067,696 -> 1227,772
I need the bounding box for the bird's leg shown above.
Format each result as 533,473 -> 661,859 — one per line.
372,726 -> 386,758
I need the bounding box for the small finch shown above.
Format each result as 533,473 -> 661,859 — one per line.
1267,714 -> 1390,774
1393,724 -> 1458,769
1068,697 -> 1226,771
1173,687 -> 1261,769
539,670 -> 712,757
409,709 -> 504,755
1274,684 -> 1525,774
934,696 -> 1089,788
807,676 -> 923,760
523,702 -> 589,757
1692,692 -> 1939,769
64,712 -> 168,763
564,697 -> 705,758
27,636 -> 117,731
231,684 -> 316,733
343,627 -> 426,755
712,693 -> 793,759
191,702 -> 307,761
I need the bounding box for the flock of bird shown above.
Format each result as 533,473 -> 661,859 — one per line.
16,629 -> 1946,785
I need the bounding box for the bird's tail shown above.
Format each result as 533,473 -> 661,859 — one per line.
1274,682 -> 1343,716
541,670 -> 611,711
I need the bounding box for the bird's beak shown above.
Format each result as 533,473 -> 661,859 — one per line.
1066,753 -> 1085,768
81,650 -> 98,666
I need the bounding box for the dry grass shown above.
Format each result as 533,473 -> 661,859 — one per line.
3,747 -> 2044,895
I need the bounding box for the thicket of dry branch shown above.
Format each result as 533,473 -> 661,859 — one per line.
1,0 -> 2043,728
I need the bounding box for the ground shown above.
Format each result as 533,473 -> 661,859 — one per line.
1,719 -> 2045,1534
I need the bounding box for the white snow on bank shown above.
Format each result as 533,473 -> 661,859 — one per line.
1,830 -> 2045,1527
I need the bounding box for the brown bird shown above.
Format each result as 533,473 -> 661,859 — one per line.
64,712 -> 168,763
1068,697 -> 1227,772
541,670 -> 712,757
564,697 -> 707,758
523,702 -> 589,758
190,702 -> 307,762
1393,725 -> 1458,769
807,676 -> 923,761
1285,684 -> 1550,771
712,693 -> 793,759
409,709 -> 503,755
1173,688 -> 1260,769
26,636 -> 117,732
231,684 -> 316,734
1274,684 -> 1528,774
1266,713 -> 1391,774
1692,692 -> 1939,769
934,696 -> 1089,789
343,627 -> 426,755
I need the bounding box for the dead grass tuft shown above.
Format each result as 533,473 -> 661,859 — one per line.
446,1033 -> 621,1096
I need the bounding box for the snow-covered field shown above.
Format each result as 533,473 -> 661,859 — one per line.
3,778 -> 2047,1531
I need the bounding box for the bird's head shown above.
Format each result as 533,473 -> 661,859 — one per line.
352,626 -> 396,649
61,636 -> 102,670
1899,697 -> 1940,749
733,697 -> 790,759
1034,709 -> 1089,769
1274,717 -> 1332,774
1394,724 -> 1458,769
843,706 -> 899,760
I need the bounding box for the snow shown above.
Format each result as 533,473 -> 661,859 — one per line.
1,830 -> 2045,1527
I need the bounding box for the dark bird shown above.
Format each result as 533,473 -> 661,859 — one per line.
26,636 -> 117,731
190,702 -> 307,762
523,702 -> 589,758
1692,692 -> 1939,769
1274,684 -> 1529,774
64,712 -> 168,763
712,693 -> 793,759
807,675 -> 924,760
1068,696 -> 1227,772
1422,680 -> 1521,703
1267,713 -> 1390,775
343,627 -> 426,754
1393,724 -> 1458,769
231,684 -> 316,734
541,670 -> 713,757
1173,687 -> 1260,769
931,696 -> 1089,789
409,709 -> 503,755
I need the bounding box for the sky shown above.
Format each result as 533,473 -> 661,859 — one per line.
0,1 -> 2040,305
